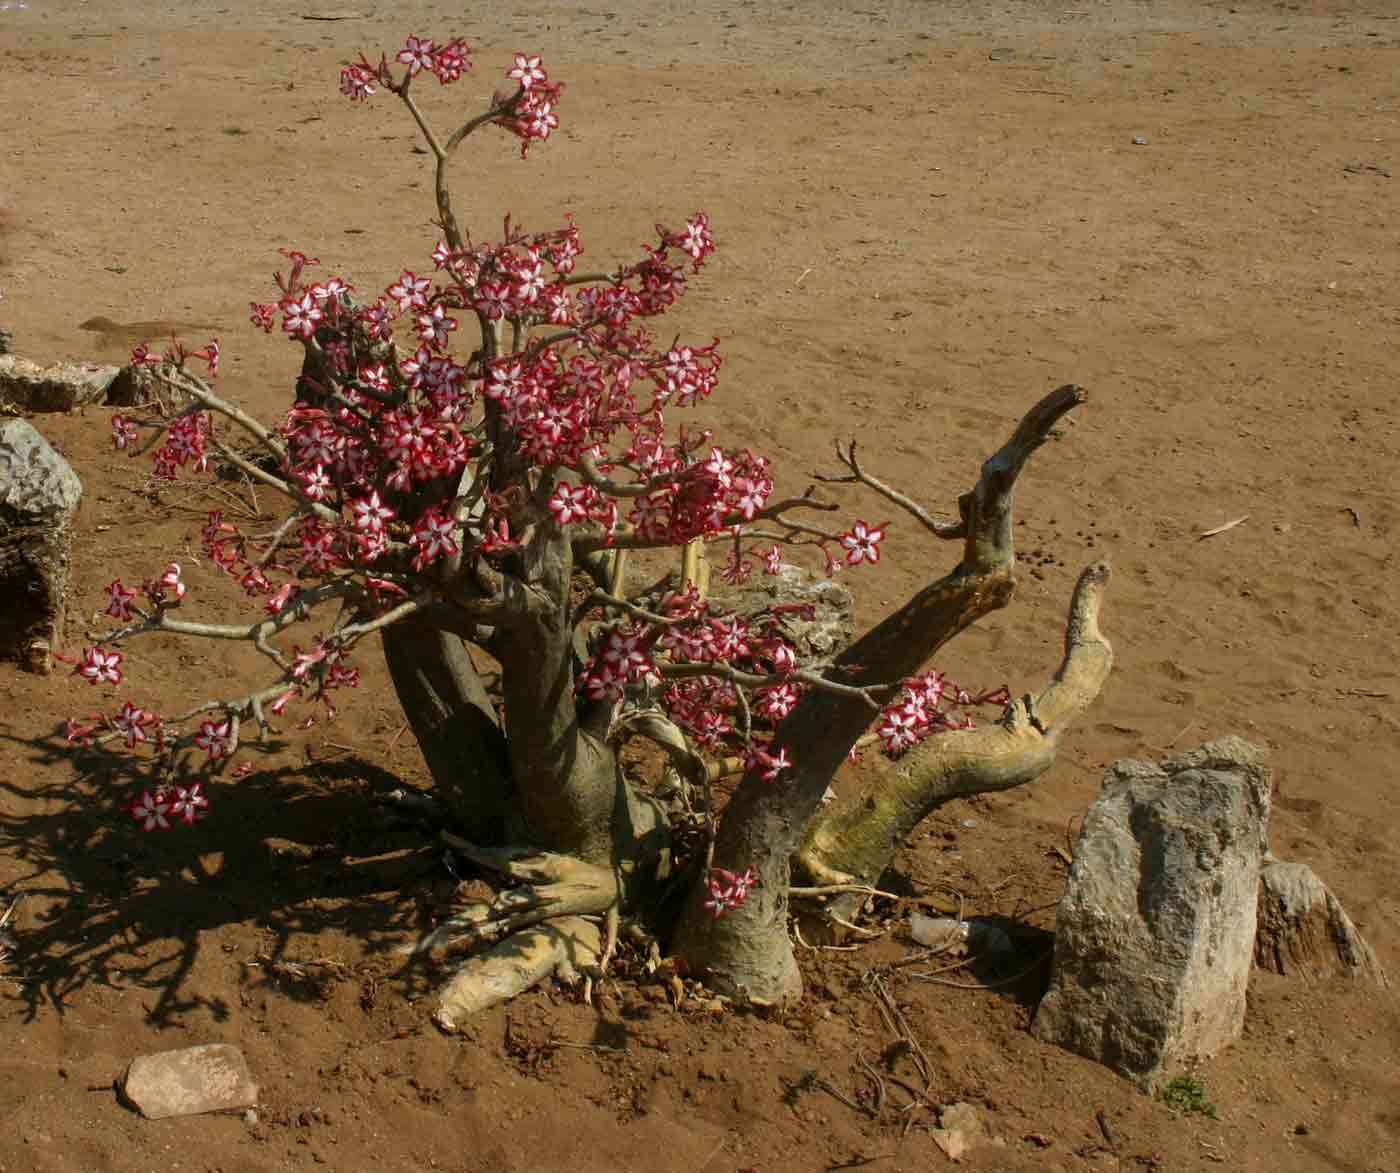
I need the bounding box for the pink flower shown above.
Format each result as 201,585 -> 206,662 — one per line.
264,582 -> 301,616
249,302 -> 276,332
168,782 -> 209,826
431,40 -> 471,84
150,562 -> 187,606
112,701 -> 157,747
281,292 -> 323,340
416,303 -> 457,348
111,414 -> 139,451
75,647 -> 123,686
350,491 -> 394,533
130,789 -> 170,832
703,866 -> 758,918
409,507 -> 459,570
839,520 -> 887,566
507,53 -> 546,90
104,579 -> 138,620
547,481 -> 594,527
339,63 -> 377,101
194,717 -> 235,760
396,35 -> 435,76
744,743 -> 791,783
387,270 -> 431,312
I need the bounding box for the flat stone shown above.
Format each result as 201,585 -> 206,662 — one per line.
1032,738 -> 1272,1089
121,1044 -> 259,1120
0,353 -> 122,412
931,1101 -> 988,1162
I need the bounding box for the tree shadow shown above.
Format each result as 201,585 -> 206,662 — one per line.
0,725 -> 453,1025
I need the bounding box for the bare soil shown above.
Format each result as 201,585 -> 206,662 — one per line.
1,0 -> 1397,1169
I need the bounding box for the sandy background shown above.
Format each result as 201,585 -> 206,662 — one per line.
0,0 -> 1397,1169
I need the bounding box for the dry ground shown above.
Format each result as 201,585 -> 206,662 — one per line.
0,0 -> 1397,1169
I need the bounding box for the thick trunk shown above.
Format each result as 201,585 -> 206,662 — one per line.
493,526 -> 620,864
798,562 -> 1113,916
673,386 -> 1087,1001
381,618 -> 515,842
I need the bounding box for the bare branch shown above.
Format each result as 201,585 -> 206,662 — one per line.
154,367 -> 287,462
818,439 -> 965,540
798,561 -> 1113,894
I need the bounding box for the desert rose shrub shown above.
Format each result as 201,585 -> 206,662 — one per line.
64,33 -> 1113,1020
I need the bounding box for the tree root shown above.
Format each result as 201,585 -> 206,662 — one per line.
407,834 -> 620,960
434,916 -> 603,1031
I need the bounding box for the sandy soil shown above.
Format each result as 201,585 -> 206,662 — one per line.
1,0 -> 1397,1169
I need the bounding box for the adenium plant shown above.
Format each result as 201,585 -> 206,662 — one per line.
63,33 -> 1114,1018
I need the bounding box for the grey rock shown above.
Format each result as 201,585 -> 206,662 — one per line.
1256,858 -> 1388,987
121,1044 -> 259,1120
0,353 -> 123,412
0,420 -> 83,671
1032,737 -> 1272,1089
0,325 -> 11,355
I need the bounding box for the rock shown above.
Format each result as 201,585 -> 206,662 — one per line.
0,353 -> 123,412
121,1044 -> 259,1120
0,326 -> 11,355
0,420 -> 83,672
1032,738 -> 1272,1089
1255,858 -> 1388,987
931,1101 -> 988,1161
709,562 -> 855,658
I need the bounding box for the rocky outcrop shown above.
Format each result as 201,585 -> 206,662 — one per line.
1032,738 -> 1272,1089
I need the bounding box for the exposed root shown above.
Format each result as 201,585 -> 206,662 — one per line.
406,835 -> 620,959
434,916 -> 603,1030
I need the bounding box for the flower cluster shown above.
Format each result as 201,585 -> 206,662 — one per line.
78,35 -> 949,861
873,672 -> 1011,756
130,783 -> 208,831
703,866 -> 758,918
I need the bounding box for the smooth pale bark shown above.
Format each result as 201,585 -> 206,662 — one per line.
798,561 -> 1113,922
673,386 -> 1089,1002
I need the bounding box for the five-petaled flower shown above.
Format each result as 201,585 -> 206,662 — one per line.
76,647 -> 123,686
130,789 -> 170,832
396,35 -> 435,76
194,717 -> 235,760
547,481 -> 594,527
507,53 -> 546,90
112,701 -> 157,747
839,520 -> 887,566
168,782 -> 209,826
104,579 -> 138,620
350,491 -> 394,533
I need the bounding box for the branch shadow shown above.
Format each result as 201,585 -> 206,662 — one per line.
0,725 -> 451,1025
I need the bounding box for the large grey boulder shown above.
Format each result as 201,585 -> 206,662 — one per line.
1256,858 -> 1388,987
1032,738 -> 1272,1089
0,419 -> 83,672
